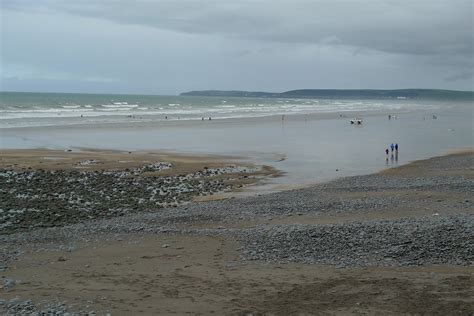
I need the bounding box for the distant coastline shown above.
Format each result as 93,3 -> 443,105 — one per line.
2,88 -> 473,100
180,89 -> 474,100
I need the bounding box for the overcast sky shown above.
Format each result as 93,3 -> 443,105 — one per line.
1,0 -> 473,95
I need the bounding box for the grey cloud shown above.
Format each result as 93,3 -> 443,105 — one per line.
5,0 -> 473,57
2,0 -> 473,93
444,71 -> 473,82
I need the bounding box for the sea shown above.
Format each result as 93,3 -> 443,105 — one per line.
1,91 -> 472,190
0,91 -> 456,128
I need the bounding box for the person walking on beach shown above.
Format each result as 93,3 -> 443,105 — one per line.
390,143 -> 395,152
395,143 -> 399,152
385,148 -> 389,156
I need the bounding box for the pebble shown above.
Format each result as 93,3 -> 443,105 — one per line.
239,215 -> 474,266
0,164 -> 262,233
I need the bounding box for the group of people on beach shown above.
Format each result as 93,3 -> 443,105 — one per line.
385,143 -> 399,155
385,143 -> 399,165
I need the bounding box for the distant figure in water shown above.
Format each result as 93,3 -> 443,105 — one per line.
165,116 -> 168,120
209,117 -> 211,120
388,114 -> 391,120
385,148 -> 389,156
395,143 -> 399,151
390,143 -> 395,152
202,117 -> 204,121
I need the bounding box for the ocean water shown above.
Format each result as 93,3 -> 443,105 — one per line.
0,91 -> 448,128
1,92 -> 472,190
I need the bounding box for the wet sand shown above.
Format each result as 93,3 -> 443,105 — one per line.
0,148 -> 263,175
2,102 -> 472,190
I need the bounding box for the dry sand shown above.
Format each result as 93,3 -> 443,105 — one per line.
0,151 -> 473,315
3,234 -> 472,315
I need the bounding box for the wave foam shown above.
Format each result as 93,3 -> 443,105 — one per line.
101,104 -> 139,108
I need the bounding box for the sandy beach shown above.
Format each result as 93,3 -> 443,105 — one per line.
1,150 -> 472,315
1,91 -> 473,315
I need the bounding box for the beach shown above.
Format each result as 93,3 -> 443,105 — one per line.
0,93 -> 473,314
2,97 -> 473,191
1,151 -> 473,314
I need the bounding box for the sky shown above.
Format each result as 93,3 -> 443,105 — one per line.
1,0 -> 473,95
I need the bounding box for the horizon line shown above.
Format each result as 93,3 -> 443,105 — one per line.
1,87 -> 473,97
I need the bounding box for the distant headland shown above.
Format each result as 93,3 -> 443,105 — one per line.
180,89 -> 474,99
